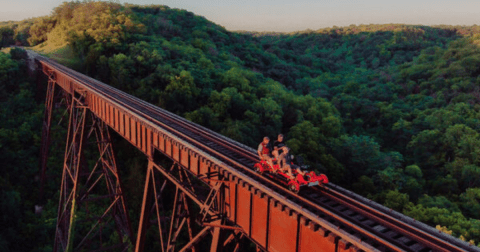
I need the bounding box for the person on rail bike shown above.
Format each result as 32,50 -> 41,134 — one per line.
280,147 -> 294,178
257,136 -> 274,169
281,147 -> 306,180
272,134 -> 288,170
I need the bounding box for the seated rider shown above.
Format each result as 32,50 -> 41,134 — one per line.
257,136 -> 274,169
282,147 -> 306,179
272,134 -> 287,169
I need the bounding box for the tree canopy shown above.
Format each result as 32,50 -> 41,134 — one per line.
2,0 -> 480,248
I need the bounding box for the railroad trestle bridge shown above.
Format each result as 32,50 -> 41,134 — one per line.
35,52 -> 480,252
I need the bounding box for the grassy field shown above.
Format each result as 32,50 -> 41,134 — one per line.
0,47 -> 12,54
31,42 -> 84,70
2,41 -> 83,70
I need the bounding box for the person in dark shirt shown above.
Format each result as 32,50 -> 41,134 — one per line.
280,147 -> 294,178
272,134 -> 288,169
273,134 -> 286,151
281,147 -> 306,179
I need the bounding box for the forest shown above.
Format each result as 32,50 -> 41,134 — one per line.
1,1 -> 480,250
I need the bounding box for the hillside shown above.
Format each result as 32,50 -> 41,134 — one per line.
1,1 -> 480,249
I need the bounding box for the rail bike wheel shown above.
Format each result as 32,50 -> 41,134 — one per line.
289,183 -> 299,194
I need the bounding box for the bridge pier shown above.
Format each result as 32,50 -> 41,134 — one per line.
52,91 -> 133,252
39,73 -> 56,203
53,90 -> 88,252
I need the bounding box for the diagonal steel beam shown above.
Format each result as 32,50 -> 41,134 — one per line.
54,96 -> 87,252
39,79 -> 56,201
177,226 -> 212,252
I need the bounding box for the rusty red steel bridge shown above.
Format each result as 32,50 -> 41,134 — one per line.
34,51 -> 480,252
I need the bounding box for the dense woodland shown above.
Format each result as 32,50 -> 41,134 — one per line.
1,1 -> 480,250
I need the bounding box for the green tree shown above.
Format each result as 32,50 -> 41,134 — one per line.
28,16 -> 56,45
108,53 -> 136,91
0,26 -> 14,48
163,70 -> 199,113
0,52 -> 20,100
384,190 -> 410,212
460,188 -> 480,219
253,97 -> 283,136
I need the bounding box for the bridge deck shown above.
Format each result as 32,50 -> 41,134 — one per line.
35,52 -> 480,252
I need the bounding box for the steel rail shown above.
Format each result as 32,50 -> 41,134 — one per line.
315,186 -> 461,251
34,53 -> 479,252
318,184 -> 480,252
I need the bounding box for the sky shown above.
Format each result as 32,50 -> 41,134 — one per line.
1,0 -> 479,32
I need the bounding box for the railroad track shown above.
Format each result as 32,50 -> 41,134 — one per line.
35,53 -> 479,252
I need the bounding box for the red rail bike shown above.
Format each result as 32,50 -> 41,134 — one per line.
253,156 -> 328,193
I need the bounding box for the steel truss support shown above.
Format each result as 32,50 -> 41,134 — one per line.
53,91 -> 132,252
39,72 -> 71,202
39,76 -> 56,201
135,161 -> 243,252
222,231 -> 245,252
